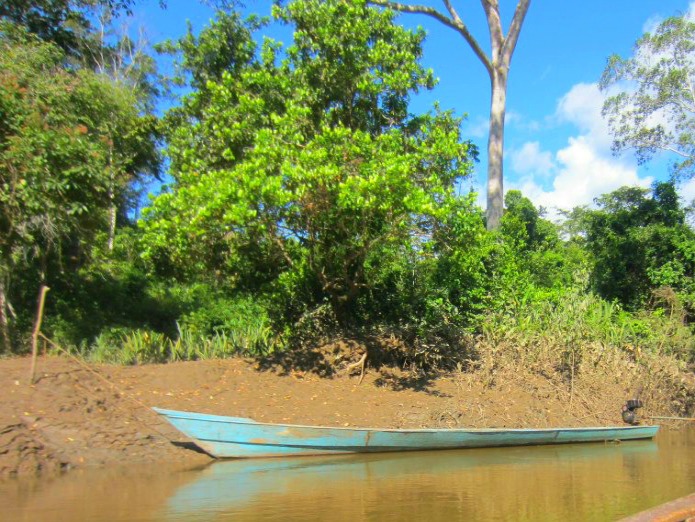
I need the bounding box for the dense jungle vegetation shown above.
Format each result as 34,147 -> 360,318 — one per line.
2,0 -> 695,373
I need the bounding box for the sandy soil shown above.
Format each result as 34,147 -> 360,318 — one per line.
0,351 -> 686,479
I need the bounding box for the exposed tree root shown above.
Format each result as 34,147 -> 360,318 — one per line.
345,352 -> 367,385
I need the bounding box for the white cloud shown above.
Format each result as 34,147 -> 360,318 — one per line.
555,82 -> 613,149
642,15 -> 663,34
513,145 -> 652,217
548,136 -> 651,209
679,177 -> 695,205
505,111 -> 520,128
508,82 -> 653,216
466,111 -> 540,140
505,8 -> 695,217
510,141 -> 555,177
642,2 -> 695,33
505,110 -> 541,132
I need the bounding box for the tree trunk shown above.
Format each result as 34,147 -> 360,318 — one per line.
0,278 -> 10,353
486,68 -> 508,231
366,0 -> 530,231
107,200 -> 116,253
107,146 -> 116,253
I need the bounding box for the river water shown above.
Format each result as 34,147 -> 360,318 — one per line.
2,427 -> 694,521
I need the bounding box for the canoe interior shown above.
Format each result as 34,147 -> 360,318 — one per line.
153,407 -> 660,459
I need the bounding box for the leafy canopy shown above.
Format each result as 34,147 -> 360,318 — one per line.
142,0 -> 476,325
0,0 -> 143,59
0,24 -> 159,311
601,15 -> 695,178
580,182 -> 695,310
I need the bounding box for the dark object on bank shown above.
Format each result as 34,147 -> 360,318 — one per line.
622,399 -> 644,425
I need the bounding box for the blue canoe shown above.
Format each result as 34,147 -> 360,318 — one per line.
153,407 -> 660,459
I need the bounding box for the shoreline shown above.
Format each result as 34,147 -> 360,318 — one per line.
0,354 -> 692,479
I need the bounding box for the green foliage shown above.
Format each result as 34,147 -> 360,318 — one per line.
580,182 -> 695,311
601,14 -> 695,178
0,1 -> 140,59
274,0 -> 435,134
142,0 -> 476,328
88,317 -> 276,365
481,286 -> 695,366
501,190 -> 557,251
41,230 -> 175,346
172,322 -> 276,360
0,27 -> 112,253
178,294 -> 275,349
156,10 -> 261,92
483,191 -> 587,309
90,327 -> 170,364
3,1 -> 695,374
0,22 -> 159,353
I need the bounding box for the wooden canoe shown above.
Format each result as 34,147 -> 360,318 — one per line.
153,407 -> 660,459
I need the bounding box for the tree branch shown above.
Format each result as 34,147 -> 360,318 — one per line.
623,137 -> 693,160
501,0 -> 530,66
261,214 -> 295,268
480,0 -> 502,63
441,0 -> 491,73
370,0 -> 492,75
653,144 -> 693,159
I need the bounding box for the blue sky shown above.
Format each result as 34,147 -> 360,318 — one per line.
129,0 -> 694,214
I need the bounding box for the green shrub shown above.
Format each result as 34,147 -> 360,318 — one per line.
90,327 -> 170,364
480,286 -> 695,369
172,322 -> 277,360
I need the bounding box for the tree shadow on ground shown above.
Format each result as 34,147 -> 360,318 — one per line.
255,338 -> 366,378
255,336 -> 452,397
373,369 -> 452,397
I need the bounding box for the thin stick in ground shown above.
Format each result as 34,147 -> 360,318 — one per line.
29,285 -> 49,385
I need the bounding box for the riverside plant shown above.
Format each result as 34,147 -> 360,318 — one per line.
475,288 -> 694,378
89,322 -> 278,364
466,289 -> 695,419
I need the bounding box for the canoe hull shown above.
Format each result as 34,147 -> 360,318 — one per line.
153,407 -> 660,459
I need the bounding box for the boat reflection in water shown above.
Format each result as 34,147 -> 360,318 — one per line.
164,440 -> 672,521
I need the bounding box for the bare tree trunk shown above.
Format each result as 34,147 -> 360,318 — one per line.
486,68 -> 508,231
107,146 -> 116,253
108,199 -> 116,253
368,0 -> 530,231
0,278 -> 10,353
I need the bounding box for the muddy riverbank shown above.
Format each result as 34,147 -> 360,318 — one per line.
1,350 -> 693,479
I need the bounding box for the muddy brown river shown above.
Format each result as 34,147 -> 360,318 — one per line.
2,427 -> 694,521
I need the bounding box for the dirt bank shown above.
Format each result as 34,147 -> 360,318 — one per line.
1,350 -> 693,479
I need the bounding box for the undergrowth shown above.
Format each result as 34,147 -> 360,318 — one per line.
86,322 -> 278,365
470,289 -> 695,417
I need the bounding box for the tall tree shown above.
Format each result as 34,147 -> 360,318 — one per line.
82,8 -> 162,250
2,2 -> 162,253
369,0 -> 530,230
0,0 -> 140,59
581,182 -> 695,310
601,14 -> 695,179
0,24 -> 158,352
142,0 -> 476,324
